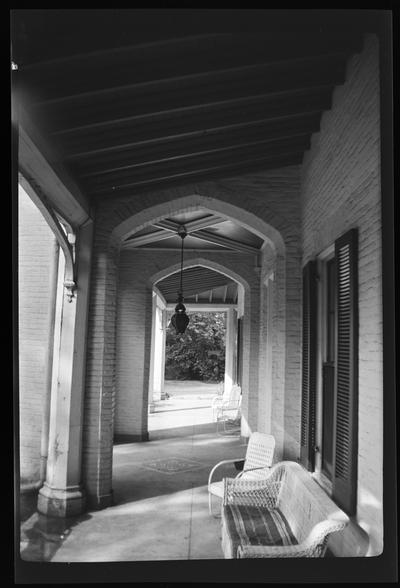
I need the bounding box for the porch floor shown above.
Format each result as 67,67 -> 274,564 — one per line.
20,381 -> 247,562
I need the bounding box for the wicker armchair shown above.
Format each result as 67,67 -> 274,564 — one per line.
221,461 -> 350,558
207,432 -> 275,516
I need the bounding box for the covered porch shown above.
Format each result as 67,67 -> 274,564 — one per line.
13,8 -> 395,585
20,382 -> 247,562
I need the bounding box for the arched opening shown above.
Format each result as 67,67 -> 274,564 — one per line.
104,197 -> 288,559
147,264 -> 246,437
84,192 -> 288,515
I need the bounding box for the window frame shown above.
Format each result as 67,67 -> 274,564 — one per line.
315,244 -> 335,493
302,228 -> 358,516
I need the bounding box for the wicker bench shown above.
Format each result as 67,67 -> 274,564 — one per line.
221,460 -> 349,558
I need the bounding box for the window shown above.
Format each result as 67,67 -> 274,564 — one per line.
301,228 -> 358,515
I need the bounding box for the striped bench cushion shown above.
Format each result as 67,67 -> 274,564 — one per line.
222,504 -> 297,558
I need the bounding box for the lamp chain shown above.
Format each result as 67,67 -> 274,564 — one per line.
179,232 -> 184,294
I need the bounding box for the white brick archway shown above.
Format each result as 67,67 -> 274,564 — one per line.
148,258 -> 250,426
111,193 -> 285,256
83,186 -> 299,509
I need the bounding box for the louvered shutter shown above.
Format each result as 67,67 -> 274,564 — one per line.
300,260 -> 317,471
236,317 -> 243,386
332,228 -> 358,515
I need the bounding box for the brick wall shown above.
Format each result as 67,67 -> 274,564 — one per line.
301,34 -> 383,556
84,179 -> 301,504
115,249 -> 260,439
18,185 -> 57,485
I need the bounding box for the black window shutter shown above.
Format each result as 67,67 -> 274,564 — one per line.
300,260 -> 317,471
236,317 -> 243,386
332,228 -> 358,515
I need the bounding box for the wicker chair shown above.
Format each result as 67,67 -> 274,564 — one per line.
221,460 -> 350,558
207,432 -> 275,517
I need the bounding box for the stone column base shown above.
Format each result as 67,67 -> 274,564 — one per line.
37,483 -> 86,518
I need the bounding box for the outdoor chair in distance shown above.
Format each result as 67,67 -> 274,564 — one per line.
208,432 -> 275,517
215,395 -> 242,436
211,384 -> 241,420
212,383 -> 242,435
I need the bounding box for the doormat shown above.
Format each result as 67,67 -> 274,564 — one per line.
140,456 -> 205,474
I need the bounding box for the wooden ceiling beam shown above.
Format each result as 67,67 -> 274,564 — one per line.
186,230 -> 259,254
55,85 -> 333,147
185,215 -> 226,233
81,135 -> 310,192
124,216 -> 226,248
18,113 -> 91,228
153,219 -> 180,233
30,50 -> 352,108
19,33 -> 362,100
88,151 -> 304,197
73,125 -> 318,177
34,57 -> 347,132
123,228 -> 173,247
142,224 -> 259,254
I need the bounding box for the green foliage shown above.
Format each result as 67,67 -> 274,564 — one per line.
165,312 -> 226,382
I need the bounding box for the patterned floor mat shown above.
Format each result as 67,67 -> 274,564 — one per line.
140,456 -> 205,474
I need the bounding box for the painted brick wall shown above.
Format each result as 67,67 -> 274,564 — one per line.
115,249 -> 261,438
259,247 -> 285,459
18,185 -> 57,485
301,34 -> 383,556
84,174 -> 302,506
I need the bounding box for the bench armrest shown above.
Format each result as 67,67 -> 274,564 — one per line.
237,519 -> 348,558
223,476 -> 281,509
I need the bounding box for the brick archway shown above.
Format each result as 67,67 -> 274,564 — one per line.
150,257 -> 251,294
111,193 -> 285,256
148,258 -> 250,424
83,185 -> 300,509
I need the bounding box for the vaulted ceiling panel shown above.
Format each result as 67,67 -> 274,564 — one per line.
123,209 -> 263,252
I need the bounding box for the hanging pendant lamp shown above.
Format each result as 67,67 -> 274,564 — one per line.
171,225 -> 190,334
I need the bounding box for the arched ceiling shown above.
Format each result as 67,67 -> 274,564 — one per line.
156,266 -> 238,304
11,9 -> 374,200
124,207 -> 263,253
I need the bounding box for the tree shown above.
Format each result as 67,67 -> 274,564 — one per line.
165,312 -> 226,382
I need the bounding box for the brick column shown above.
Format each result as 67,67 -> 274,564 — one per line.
224,308 -> 237,394
148,293 -> 158,413
160,308 -> 167,399
149,294 -> 166,410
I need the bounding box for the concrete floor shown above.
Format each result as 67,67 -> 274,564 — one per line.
20,381 -> 247,562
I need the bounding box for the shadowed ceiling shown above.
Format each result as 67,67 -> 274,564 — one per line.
12,9 -> 371,202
